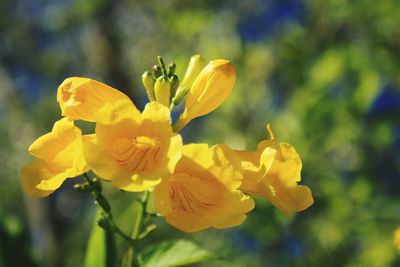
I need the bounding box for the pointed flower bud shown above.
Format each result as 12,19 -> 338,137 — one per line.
174,59 -> 236,131
180,54 -> 206,89
171,54 -> 206,106
142,71 -> 156,102
154,76 -> 170,107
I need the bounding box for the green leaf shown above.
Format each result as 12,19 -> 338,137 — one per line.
138,239 -> 217,267
84,209 -> 116,267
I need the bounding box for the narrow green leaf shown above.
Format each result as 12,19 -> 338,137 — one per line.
84,209 -> 116,267
138,239 -> 216,267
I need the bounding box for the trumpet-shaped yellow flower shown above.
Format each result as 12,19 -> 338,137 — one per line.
83,100 -> 182,192
174,59 -> 236,131
22,118 -> 89,197
57,77 -> 131,122
235,125 -> 313,215
154,144 -> 255,233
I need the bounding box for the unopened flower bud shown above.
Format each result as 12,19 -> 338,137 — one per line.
180,54 -> 206,89
171,55 -> 206,107
152,65 -> 162,77
154,76 -> 170,107
173,59 -> 236,132
168,62 -> 176,76
142,71 -> 156,101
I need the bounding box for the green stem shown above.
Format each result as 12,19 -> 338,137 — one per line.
80,174 -> 154,267
82,173 -> 136,245
121,191 -> 149,267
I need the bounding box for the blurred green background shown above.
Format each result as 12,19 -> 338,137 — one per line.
1,0 -> 400,266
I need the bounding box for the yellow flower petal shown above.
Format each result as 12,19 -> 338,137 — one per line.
84,101 -> 182,192
175,143 -> 214,172
164,208 -> 210,233
29,118 -> 79,167
23,118 -> 89,197
154,144 -> 254,233
82,134 -> 116,181
236,125 -> 313,215
174,59 -> 236,131
209,144 -> 243,191
166,134 -> 184,175
22,159 -> 56,198
111,171 -> 163,192
57,77 -> 131,122
258,180 -> 313,215
235,144 -> 276,193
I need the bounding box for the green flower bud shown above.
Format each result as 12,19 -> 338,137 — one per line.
168,62 -> 176,76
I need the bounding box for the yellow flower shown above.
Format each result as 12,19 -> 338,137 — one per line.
83,100 -> 182,192
154,144 -> 254,233
22,118 -> 89,197
394,227 -> 400,254
57,77 -> 131,122
235,125 -> 313,215
173,59 -> 236,131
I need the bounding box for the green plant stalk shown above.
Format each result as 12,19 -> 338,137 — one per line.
122,191 -> 149,267
82,174 -> 136,245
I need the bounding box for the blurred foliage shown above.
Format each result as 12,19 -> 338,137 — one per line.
1,0 -> 400,266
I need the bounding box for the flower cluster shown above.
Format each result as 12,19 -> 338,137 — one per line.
22,55 -> 313,232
